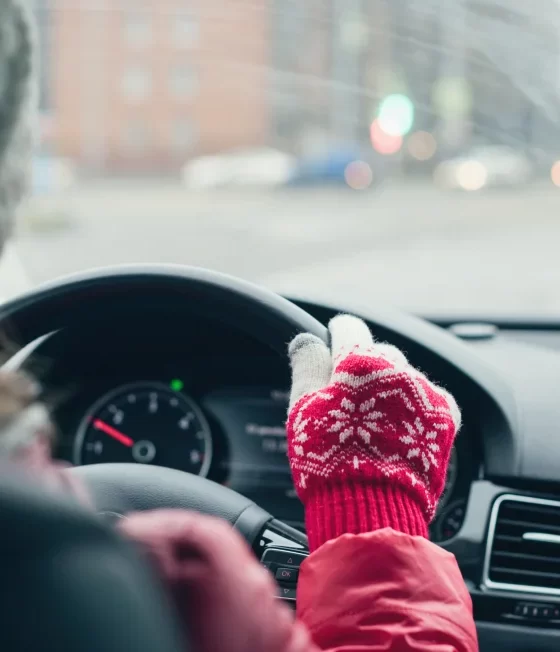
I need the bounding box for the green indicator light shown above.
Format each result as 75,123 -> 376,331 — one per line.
170,379 -> 184,392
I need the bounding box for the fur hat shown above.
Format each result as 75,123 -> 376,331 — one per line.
0,0 -> 36,253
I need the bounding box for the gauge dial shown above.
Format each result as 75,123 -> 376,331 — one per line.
439,447 -> 459,509
74,382 -> 212,476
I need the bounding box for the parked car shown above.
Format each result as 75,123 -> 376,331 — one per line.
434,146 -> 533,191
181,147 -> 296,189
287,145 -> 385,189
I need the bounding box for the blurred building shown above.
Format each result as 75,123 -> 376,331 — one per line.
34,0 -> 391,172
33,0 -> 560,176
34,0 -> 269,173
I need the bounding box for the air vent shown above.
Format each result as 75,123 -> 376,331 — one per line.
484,495 -> 560,596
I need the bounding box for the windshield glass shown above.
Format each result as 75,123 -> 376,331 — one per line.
7,0 -> 560,317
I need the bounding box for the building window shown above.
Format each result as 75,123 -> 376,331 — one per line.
121,120 -> 151,154
170,119 -> 197,155
172,12 -> 199,47
169,64 -> 198,99
123,12 -> 152,47
122,66 -> 152,101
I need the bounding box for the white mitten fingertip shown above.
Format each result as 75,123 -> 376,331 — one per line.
288,332 -> 322,358
329,314 -> 375,360
288,333 -> 331,410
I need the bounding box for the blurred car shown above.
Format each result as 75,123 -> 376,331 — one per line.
434,146 -> 533,191
181,147 -> 296,189
287,145 -> 384,189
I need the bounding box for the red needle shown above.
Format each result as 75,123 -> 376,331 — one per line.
93,419 -> 134,448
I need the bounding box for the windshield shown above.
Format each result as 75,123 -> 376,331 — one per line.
7,0 -> 560,317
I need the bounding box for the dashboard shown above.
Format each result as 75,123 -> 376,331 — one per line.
13,281 -> 560,652
39,305 -> 476,544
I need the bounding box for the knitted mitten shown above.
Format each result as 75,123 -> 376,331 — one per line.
287,315 -> 461,551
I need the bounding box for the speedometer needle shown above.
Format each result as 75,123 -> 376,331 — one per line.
93,419 -> 134,448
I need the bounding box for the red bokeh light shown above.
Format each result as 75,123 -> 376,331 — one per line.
370,119 -> 403,155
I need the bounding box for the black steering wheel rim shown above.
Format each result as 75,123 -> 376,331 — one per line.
0,263 -> 328,353
0,264 -> 323,545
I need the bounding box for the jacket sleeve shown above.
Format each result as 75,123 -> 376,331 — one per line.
296,529 -> 478,652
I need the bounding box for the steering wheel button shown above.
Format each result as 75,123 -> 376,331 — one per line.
278,586 -> 297,601
261,547 -> 308,567
276,567 -> 298,583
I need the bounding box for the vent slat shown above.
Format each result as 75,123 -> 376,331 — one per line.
494,534 -> 521,543
497,518 -> 560,535
487,498 -> 560,593
492,550 -> 560,565
491,566 -> 560,581
505,503 -> 560,517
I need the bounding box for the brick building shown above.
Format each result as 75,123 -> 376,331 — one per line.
35,0 -> 269,173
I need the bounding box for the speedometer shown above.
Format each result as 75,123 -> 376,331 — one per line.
74,382 -> 212,476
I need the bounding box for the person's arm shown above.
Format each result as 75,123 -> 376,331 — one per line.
286,315 -> 478,651
120,510 -> 320,652
121,509 -> 478,652
298,531 -> 477,651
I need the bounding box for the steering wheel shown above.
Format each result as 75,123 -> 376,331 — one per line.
0,265 -> 326,556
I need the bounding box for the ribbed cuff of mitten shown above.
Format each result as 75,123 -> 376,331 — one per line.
304,481 -> 428,552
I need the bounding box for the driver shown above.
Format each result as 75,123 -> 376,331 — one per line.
0,2 -> 478,651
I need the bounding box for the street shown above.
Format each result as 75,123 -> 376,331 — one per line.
7,179 -> 560,317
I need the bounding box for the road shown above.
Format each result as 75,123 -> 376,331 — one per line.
7,179 -> 560,317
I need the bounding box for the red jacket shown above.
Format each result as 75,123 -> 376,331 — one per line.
298,529 -> 478,651
121,512 -> 479,652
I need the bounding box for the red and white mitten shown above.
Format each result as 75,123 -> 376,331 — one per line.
287,315 -> 461,551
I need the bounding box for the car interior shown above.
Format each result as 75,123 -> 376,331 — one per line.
2,264 -> 560,651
